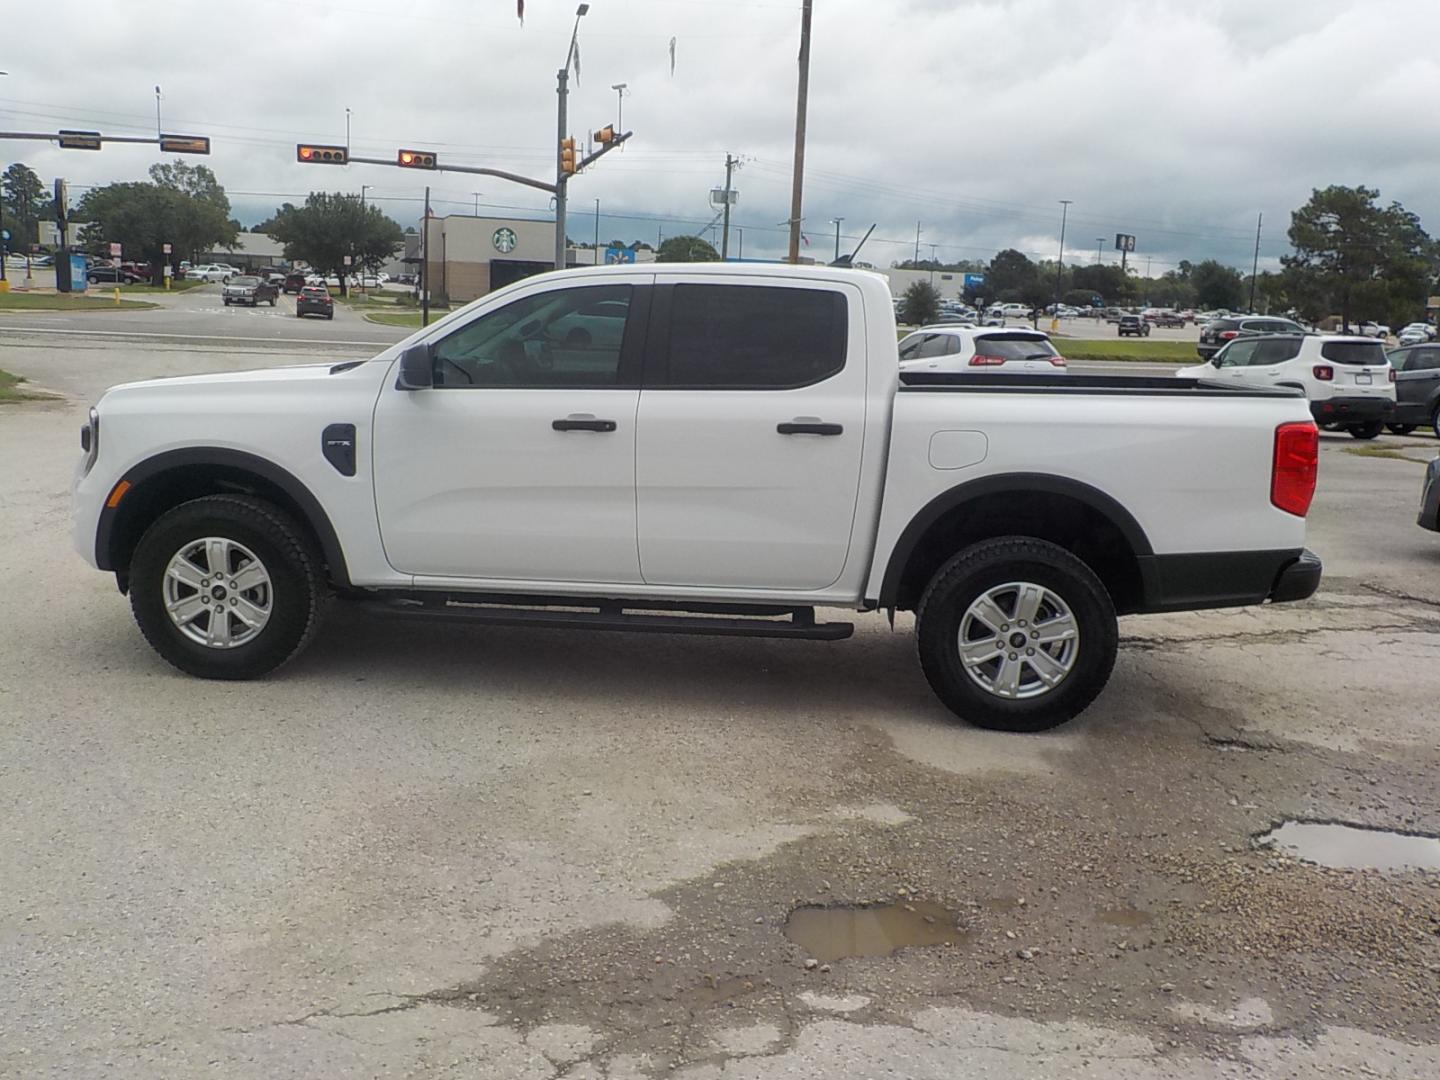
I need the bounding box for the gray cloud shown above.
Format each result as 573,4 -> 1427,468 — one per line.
4,0 -> 1438,272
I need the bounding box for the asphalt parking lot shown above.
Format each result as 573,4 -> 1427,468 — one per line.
2,311 -> 1439,1079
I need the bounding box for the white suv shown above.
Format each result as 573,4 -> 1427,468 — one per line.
899,325 -> 1068,375
1178,334 -> 1395,438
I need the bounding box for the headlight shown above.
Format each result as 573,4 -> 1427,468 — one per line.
80,407 -> 100,475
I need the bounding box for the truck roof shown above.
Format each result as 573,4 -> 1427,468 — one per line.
555,261 -> 889,288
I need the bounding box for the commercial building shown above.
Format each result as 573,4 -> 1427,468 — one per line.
421,214 -> 654,304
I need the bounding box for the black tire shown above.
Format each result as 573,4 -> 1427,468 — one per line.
87,275 -> 99,284
1432,405 -> 1440,441
1348,421 -> 1383,440
269,297 -> 277,306
326,313 -> 333,320
223,298 -> 230,306
915,537 -> 1117,732
1387,423 -> 1416,435
129,495 -> 326,680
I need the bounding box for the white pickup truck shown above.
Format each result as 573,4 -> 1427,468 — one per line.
73,265 -> 1322,731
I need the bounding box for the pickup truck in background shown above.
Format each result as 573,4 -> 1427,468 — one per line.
72,265 -> 1322,731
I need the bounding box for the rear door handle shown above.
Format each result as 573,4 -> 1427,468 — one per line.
553,416 -> 617,432
777,420 -> 843,436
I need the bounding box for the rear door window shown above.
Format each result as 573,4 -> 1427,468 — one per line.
1320,340 -> 1387,366
899,333 -> 952,361
1387,348 -> 1412,371
661,284 -> 848,389
1410,350 -> 1440,372
1250,338 -> 1302,365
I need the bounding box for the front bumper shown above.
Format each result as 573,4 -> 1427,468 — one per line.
1419,458 -> 1440,533
1136,548 -> 1322,613
1310,396 -> 1394,423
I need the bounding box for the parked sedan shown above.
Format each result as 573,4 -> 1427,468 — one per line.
1196,316 -> 1304,360
86,263 -> 147,285
295,285 -> 334,319
222,275 -> 279,307
282,272 -> 309,294
1384,343 -> 1440,437
898,326 -> 1067,375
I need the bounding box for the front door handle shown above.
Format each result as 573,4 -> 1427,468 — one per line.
553,416 -> 617,432
777,420 -> 843,436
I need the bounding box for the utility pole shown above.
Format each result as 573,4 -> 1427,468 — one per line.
929,243 -> 938,286
830,217 -> 843,262
914,222 -> 921,265
737,227 -> 743,259
555,4 -> 589,271
472,191 -> 482,216
1248,212 -> 1262,313
421,185 -> 430,328
1096,237 -> 1104,265
721,153 -> 736,260
1054,200 -> 1072,315
155,86 -> 162,139
786,0 -> 813,264
594,197 -> 600,264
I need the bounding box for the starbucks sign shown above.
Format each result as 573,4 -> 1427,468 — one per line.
492,227 -> 518,254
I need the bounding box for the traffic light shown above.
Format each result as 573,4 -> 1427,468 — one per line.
560,137 -> 577,175
57,130 -> 102,151
159,134 -> 211,155
593,125 -> 616,147
296,144 -> 348,165
397,149 -> 437,169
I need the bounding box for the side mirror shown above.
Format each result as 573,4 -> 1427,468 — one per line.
395,343 -> 434,390
1211,354 -> 1223,367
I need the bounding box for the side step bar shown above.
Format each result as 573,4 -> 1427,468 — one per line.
359,599 -> 854,641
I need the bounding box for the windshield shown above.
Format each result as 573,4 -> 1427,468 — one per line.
1321,341 -> 1387,365
231,276 -> 259,286
974,333 -> 1059,359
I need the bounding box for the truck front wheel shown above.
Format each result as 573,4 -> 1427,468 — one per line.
129,495 -> 326,680
915,537 -> 1117,732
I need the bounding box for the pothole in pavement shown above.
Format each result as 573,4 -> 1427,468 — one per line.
783,900 -> 970,963
1254,820 -> 1440,871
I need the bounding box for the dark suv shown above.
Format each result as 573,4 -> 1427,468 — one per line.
282,272 -> 309,294
1197,316 -> 1303,360
1117,314 -> 1149,337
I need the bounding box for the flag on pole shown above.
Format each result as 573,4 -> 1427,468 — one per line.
516,0 -> 524,25
669,36 -> 677,76
801,233 -> 810,247
572,39 -> 581,85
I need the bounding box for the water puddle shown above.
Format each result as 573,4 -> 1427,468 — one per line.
784,901 -> 969,963
1255,820 -> 1440,872
1096,907 -> 1154,928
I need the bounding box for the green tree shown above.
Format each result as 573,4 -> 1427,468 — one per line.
986,248 -> 1039,302
263,193 -> 404,297
899,280 -> 940,326
656,235 -> 719,262
1283,184 -> 1435,330
76,160 -> 239,276
2,163 -> 48,248
1190,259 -> 1245,310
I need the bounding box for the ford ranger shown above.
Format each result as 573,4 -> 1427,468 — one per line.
73,265 -> 1322,731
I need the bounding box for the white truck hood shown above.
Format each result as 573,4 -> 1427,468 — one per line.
105,360 -> 379,397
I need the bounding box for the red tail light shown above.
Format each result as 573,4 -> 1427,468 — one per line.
970,354 -> 1006,366
1272,422 -> 1318,517
1219,330 -> 1240,340
1388,367 -> 1396,383
1312,364 -> 1333,381
1049,356 -> 1067,367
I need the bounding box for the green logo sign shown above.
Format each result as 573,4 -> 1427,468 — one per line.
493,227 -> 518,254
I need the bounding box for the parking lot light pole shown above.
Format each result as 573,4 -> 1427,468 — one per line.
1054,200 -> 1072,313
1095,238 -> 1104,265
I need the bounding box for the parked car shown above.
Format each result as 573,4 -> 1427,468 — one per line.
1396,323 -> 1435,346
1356,322 -> 1390,339
998,302 -> 1030,320
86,263 -> 147,285
1145,310 -> 1186,328
295,285 -> 335,320
221,275 -> 279,307
71,264 -> 1322,732
1384,343 -> 1440,437
1178,334 -> 1395,438
1196,316 -> 1304,360
1117,314 -> 1150,337
282,272 -> 309,294
188,264 -> 234,283
898,326 -> 1067,375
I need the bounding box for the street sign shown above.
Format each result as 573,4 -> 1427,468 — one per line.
709,188 -> 738,206
109,242 -> 122,258
162,243 -> 172,255
58,130 -> 102,150
1115,233 -> 1136,253
159,134 -> 210,155
963,272 -> 985,290
1,229 -> 9,242
605,245 -> 636,264
343,255 -> 352,266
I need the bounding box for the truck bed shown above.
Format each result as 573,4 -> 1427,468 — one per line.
898,371 -> 1304,398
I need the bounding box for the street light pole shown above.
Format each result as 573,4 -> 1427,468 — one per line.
555,3 -> 589,271
830,217 -> 843,262
1096,237 -> 1104,265
471,191 -> 482,216
1054,200 -> 1072,314
611,83 -> 627,136
345,107 -> 351,155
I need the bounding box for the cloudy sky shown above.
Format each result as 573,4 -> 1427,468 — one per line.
4,0 -> 1439,273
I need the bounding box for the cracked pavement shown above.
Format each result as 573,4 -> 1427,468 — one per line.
2,331 -> 1439,1078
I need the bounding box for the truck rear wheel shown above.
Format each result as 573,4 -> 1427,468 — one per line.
129,495 -> 326,680
915,537 -> 1117,732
